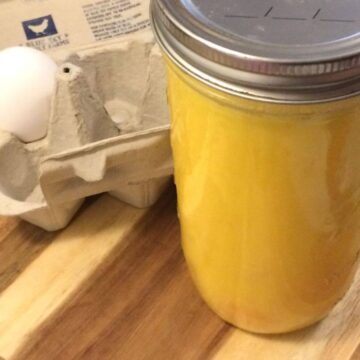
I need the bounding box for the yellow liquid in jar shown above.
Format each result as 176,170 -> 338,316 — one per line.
167,60 -> 360,334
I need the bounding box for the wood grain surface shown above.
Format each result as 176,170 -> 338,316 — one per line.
0,186 -> 359,360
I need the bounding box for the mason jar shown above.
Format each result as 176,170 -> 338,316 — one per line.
151,0 -> 360,334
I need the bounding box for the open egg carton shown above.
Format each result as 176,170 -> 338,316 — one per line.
0,31 -> 173,231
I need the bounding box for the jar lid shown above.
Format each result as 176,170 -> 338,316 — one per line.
151,0 -> 360,103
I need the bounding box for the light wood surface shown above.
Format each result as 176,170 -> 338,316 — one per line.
0,186 -> 359,360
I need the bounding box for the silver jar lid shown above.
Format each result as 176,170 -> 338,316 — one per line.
151,0 -> 360,103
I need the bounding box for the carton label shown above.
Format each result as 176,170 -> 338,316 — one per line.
82,0 -> 150,41
0,0 -> 150,55
19,11 -> 71,51
22,33 -> 71,52
22,15 -> 58,40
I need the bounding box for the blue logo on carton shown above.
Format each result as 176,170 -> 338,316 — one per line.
22,15 -> 58,40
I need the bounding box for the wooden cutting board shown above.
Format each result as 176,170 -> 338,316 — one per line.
0,185 -> 359,360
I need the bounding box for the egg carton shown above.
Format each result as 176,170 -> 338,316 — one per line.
0,31 -> 173,231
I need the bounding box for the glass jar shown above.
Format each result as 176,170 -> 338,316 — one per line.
151,0 -> 360,334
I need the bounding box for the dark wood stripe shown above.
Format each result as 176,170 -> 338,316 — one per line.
0,217 -> 21,243
13,188 -> 233,360
0,221 -> 56,295
0,195 -> 101,296
351,344 -> 360,360
198,324 -> 233,360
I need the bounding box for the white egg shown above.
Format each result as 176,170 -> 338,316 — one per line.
0,47 -> 57,143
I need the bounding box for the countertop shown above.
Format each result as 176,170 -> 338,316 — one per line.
0,186 -> 359,360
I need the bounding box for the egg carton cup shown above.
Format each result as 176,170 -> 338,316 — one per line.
0,31 -> 173,231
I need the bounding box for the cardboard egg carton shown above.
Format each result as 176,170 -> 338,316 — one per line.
0,31 -> 173,231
